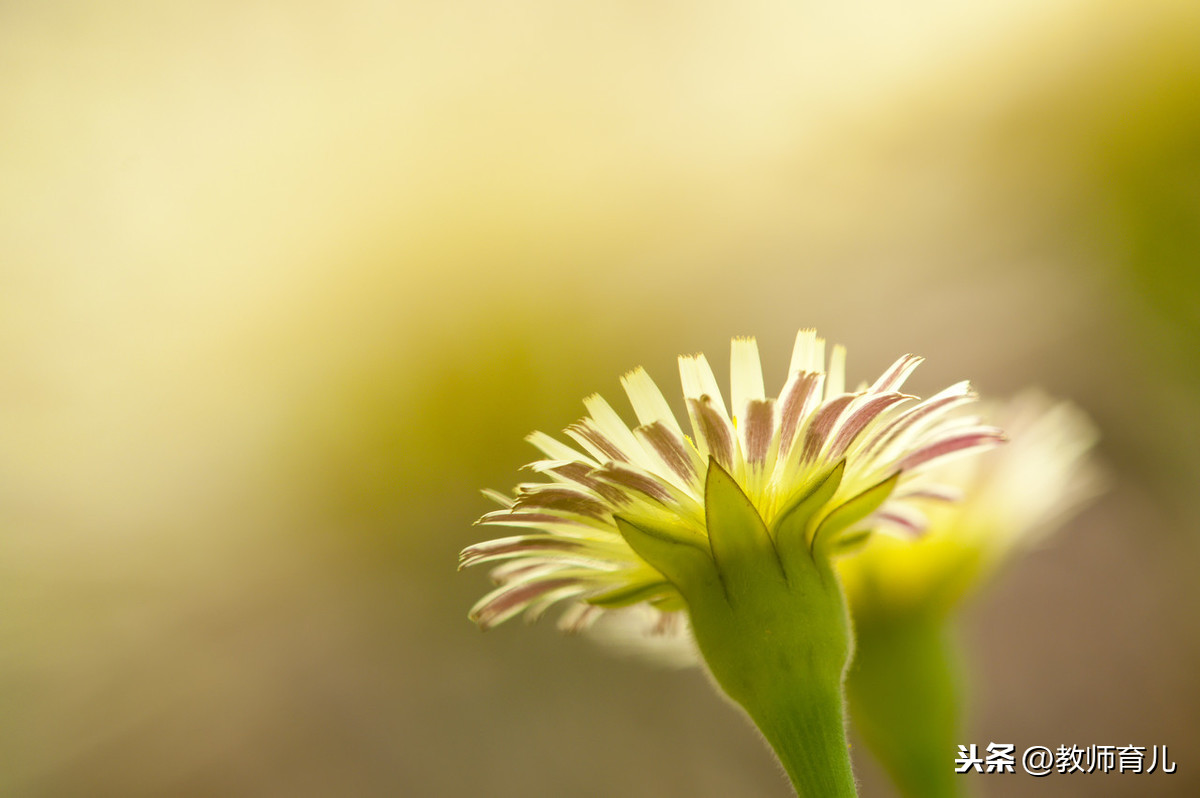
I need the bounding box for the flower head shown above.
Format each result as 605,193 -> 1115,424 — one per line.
839,389 -> 1103,615
839,390 -> 1101,798
460,329 -> 1004,632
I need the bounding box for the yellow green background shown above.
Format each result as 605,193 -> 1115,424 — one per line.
2,2 -> 1197,795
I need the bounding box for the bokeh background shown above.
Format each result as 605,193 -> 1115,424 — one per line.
2,1 -> 1198,796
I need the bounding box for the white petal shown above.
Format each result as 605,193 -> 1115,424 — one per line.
730,337 -> 766,418
788,328 -> 826,375
678,353 -> 730,418
525,431 -> 594,464
583,393 -> 647,460
620,367 -> 683,435
824,344 -> 847,400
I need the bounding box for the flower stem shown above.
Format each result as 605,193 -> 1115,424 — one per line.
743,675 -> 858,798
686,554 -> 859,798
846,607 -> 965,798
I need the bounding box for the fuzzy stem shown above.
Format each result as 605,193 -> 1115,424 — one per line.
744,676 -> 858,798
687,555 -> 859,798
846,607 -> 966,798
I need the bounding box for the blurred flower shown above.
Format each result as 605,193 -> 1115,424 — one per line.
840,390 -> 1102,798
459,329 -> 1004,633
580,604 -> 701,669
838,389 -> 1103,615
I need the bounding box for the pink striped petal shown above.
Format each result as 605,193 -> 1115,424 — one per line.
801,394 -> 856,463
459,535 -> 588,568
894,484 -> 964,503
899,429 -> 1006,472
592,462 -> 676,505
778,371 -> 822,458
566,419 -> 631,464
470,578 -> 582,630
742,399 -> 776,465
828,392 -> 913,459
634,420 -> 702,487
861,381 -> 975,460
514,486 -> 610,519
688,395 -> 736,470
872,502 -> 928,538
868,354 -> 924,393
542,462 -> 629,504
557,603 -> 603,633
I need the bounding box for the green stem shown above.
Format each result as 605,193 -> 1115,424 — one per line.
687,556 -> 859,798
743,676 -> 858,798
846,608 -> 966,798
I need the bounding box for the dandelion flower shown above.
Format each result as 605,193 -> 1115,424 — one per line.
460,329 -> 1004,798
461,329 -> 1003,633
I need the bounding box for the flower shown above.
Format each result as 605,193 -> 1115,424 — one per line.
460,329 -> 1005,633
837,390 -> 1101,798
839,389 -> 1103,616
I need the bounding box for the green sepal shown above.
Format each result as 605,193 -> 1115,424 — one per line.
772,459 -> 845,554
703,457 -> 786,601
587,579 -> 672,608
812,471 -> 900,555
832,528 -> 873,556
612,516 -> 720,602
650,593 -> 687,612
